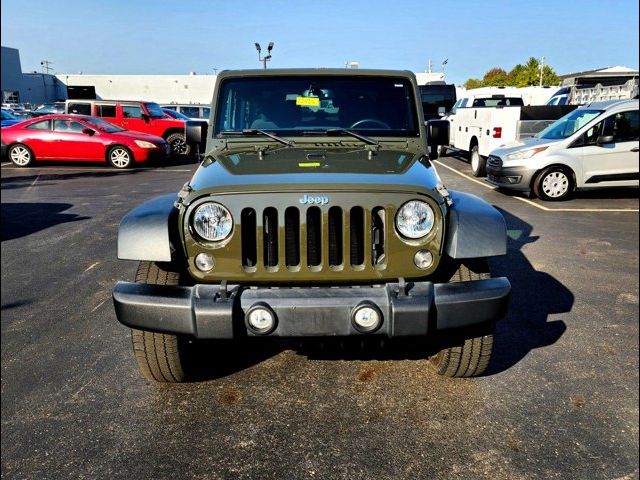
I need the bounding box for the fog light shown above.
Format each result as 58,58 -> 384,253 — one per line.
506,176 -> 521,184
195,252 -> 215,272
414,249 -> 433,270
352,303 -> 383,333
245,304 -> 277,334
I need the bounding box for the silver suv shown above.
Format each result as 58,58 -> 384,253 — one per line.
486,99 -> 639,200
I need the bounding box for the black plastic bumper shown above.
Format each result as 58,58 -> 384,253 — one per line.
486,165 -> 536,192
113,278 -> 510,339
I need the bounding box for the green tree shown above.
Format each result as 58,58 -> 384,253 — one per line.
463,57 -> 560,88
482,67 -> 509,86
463,78 -> 483,89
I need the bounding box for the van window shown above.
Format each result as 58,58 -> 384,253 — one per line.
182,106 -> 201,118
97,104 -> 116,118
606,110 -> 640,143
472,97 -> 524,107
122,105 -> 143,118
68,103 -> 92,115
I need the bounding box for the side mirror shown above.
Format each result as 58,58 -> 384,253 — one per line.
141,113 -> 150,123
82,128 -> 95,136
186,120 -> 208,145
596,135 -> 614,145
426,119 -> 449,148
438,106 -> 446,116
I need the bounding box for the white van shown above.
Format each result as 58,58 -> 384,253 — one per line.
486,99 -> 639,200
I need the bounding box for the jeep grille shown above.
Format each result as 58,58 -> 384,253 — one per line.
240,205 -> 387,272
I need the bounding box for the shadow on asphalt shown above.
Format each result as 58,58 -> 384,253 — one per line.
0,202 -> 90,241
0,169 -> 145,190
486,208 -> 571,375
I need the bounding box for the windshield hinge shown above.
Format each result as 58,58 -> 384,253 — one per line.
254,145 -> 267,160
365,144 -> 382,160
174,182 -> 193,208
435,183 -> 452,206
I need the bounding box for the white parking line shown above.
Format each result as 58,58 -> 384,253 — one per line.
434,160 -> 639,213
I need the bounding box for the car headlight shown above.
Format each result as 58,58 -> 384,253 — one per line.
192,202 -> 233,241
396,200 -> 435,239
506,146 -> 548,160
134,140 -> 157,148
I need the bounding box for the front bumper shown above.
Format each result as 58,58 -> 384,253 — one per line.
112,278 -> 510,339
486,164 -> 536,193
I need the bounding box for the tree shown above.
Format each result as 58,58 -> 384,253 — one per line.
482,67 -> 509,86
463,57 -> 560,88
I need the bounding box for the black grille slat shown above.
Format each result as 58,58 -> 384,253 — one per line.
285,207 -> 300,267
306,207 -> 322,267
371,207 -> 385,266
350,207 -> 365,266
263,208 -> 278,267
328,207 -> 343,266
241,208 -> 257,267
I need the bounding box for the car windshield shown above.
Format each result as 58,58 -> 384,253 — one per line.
2,109 -> 18,120
84,117 -> 124,133
164,109 -> 190,120
214,75 -> 419,137
537,109 -> 603,140
144,102 -> 165,118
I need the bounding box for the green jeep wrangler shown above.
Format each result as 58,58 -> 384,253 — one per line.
112,69 -> 510,382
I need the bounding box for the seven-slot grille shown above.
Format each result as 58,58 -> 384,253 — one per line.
240,205 -> 388,271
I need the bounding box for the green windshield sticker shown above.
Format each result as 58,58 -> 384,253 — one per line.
296,96 -> 320,107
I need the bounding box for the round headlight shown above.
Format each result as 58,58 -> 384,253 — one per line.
192,202 -> 233,242
396,200 -> 435,239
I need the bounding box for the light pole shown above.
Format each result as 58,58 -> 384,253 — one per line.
255,42 -> 274,69
539,56 -> 545,86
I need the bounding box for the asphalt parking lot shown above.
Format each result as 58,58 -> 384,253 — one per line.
1,157 -> 638,480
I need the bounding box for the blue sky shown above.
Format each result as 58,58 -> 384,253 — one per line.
1,0 -> 638,84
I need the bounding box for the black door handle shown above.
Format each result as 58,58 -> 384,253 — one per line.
630,147 -> 639,152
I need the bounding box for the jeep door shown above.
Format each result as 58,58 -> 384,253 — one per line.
118,104 -> 148,134
578,110 -> 640,187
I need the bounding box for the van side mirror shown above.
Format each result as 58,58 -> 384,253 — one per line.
596,135 -> 614,145
426,119 -> 449,148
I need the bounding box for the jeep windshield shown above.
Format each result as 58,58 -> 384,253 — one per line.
144,102 -> 166,118
537,109 -> 603,140
214,76 -> 419,138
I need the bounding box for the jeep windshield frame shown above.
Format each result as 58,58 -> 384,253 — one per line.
213,75 -> 420,138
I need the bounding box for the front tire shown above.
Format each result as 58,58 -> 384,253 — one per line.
108,146 -> 133,169
533,166 -> 574,201
470,144 -> 486,177
8,144 -> 34,167
130,261 -> 190,383
429,260 -> 494,377
166,132 -> 191,157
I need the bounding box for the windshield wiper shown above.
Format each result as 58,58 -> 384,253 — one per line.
325,128 -> 379,146
221,129 -> 295,147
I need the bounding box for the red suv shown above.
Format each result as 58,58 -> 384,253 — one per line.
65,100 -> 205,157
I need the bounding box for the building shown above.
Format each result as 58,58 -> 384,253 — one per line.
1,46 -> 62,104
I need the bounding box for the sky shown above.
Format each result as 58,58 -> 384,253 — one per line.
1,0 -> 638,85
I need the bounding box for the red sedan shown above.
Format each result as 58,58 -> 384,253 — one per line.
0,114 -> 170,168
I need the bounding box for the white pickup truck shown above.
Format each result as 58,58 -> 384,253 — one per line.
445,94 -> 576,176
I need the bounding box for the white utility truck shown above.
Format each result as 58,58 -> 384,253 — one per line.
445,94 -> 576,176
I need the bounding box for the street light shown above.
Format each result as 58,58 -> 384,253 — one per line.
255,42 -> 274,69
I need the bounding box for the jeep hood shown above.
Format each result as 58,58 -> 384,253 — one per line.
187,147 -> 442,197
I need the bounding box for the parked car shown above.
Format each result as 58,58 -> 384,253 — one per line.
486,99 -> 639,200
162,108 -> 192,121
161,104 -> 210,124
31,102 -> 66,116
65,100 -> 207,157
112,68 -> 510,383
1,114 -> 170,168
445,94 -> 576,176
1,108 -> 23,127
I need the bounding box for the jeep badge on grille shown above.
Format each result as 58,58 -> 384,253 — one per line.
299,194 -> 329,205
